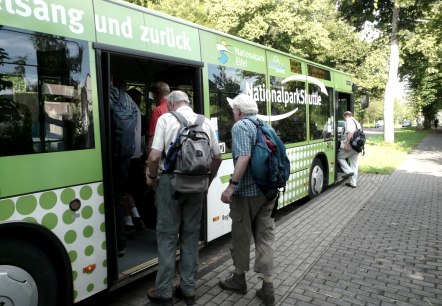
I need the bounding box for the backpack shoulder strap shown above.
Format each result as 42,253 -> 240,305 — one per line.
171,112 -> 205,128
352,119 -> 361,130
194,114 -> 205,126
170,111 -> 188,127
244,117 -> 263,127
117,88 -> 126,106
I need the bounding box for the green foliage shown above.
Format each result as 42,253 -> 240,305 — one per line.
123,0 -> 441,126
400,1 -> 442,124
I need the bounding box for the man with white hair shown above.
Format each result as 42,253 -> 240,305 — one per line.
338,111 -> 360,188
146,91 -> 221,305
219,94 -> 276,306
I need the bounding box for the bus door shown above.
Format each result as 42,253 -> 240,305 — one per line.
95,45 -> 204,285
335,92 -> 353,174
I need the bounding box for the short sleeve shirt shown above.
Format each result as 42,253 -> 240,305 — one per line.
151,105 -> 220,169
341,118 -> 360,144
231,116 -> 261,197
148,98 -> 168,137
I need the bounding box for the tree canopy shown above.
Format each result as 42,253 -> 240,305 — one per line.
124,0 -> 442,129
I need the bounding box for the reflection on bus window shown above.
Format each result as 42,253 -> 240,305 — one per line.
0,26 -> 93,157
208,64 -> 265,154
309,85 -> 333,141
270,76 -> 307,144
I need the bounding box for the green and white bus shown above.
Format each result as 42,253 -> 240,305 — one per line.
0,0 -> 363,304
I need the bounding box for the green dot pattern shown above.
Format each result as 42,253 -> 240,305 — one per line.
41,213 -> 58,230
85,245 -> 94,256
68,250 -> 78,262
23,217 -> 37,223
0,199 -> 15,220
62,209 -> 76,225
81,206 -> 93,219
0,142 -> 332,304
83,226 -> 93,238
40,192 -> 57,210
97,183 -> 104,196
16,195 -> 37,215
3,182 -> 107,303
65,230 -> 77,244
61,188 -> 75,205
98,203 -> 105,214
80,186 -> 93,200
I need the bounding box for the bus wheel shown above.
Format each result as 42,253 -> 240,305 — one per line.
309,158 -> 324,198
0,239 -> 58,306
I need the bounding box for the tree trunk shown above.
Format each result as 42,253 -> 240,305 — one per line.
383,1 -> 400,143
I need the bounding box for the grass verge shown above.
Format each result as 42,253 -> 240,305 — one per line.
359,128 -> 430,175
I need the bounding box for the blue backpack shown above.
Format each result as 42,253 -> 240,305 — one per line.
246,118 -> 291,215
111,89 -> 137,157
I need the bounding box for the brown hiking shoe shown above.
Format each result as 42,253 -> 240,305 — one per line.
256,281 -> 275,306
219,272 -> 247,294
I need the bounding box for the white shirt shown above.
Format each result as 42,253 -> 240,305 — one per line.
151,105 -> 220,168
341,117 -> 361,148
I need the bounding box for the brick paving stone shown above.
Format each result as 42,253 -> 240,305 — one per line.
97,131 -> 441,306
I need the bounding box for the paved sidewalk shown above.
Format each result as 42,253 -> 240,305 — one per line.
192,131 -> 442,306
105,130 -> 441,306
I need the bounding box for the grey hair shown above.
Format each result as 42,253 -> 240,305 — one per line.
167,90 -> 190,108
227,94 -> 258,115
343,111 -> 353,117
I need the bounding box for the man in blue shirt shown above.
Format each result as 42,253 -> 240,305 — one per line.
219,94 -> 276,306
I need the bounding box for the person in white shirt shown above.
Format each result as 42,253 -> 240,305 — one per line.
145,90 -> 221,305
338,111 -> 361,188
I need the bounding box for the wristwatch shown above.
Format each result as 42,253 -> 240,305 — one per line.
229,179 -> 239,185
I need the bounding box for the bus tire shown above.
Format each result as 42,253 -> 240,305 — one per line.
0,239 -> 58,306
309,158 -> 324,198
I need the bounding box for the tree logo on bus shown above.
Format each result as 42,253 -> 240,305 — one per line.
216,40 -> 233,64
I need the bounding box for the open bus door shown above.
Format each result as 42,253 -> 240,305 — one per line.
95,45 -> 205,288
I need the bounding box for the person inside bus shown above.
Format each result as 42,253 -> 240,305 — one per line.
145,81 -> 170,157
109,76 -> 138,257
219,94 -> 276,306
337,111 -> 359,188
145,91 -> 221,306
144,81 -> 170,229
124,88 -> 146,235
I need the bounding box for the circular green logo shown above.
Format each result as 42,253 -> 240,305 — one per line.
16,195 -> 37,215
0,199 -> 15,221
80,186 -> 93,201
97,183 -> 104,196
81,206 -> 93,219
39,192 -> 57,210
23,217 -> 37,223
98,202 -> 105,214
62,209 -> 76,225
41,213 -> 58,230
61,188 -> 76,205
85,245 -> 94,256
83,226 -> 93,238
65,230 -> 77,244
68,250 -> 78,262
